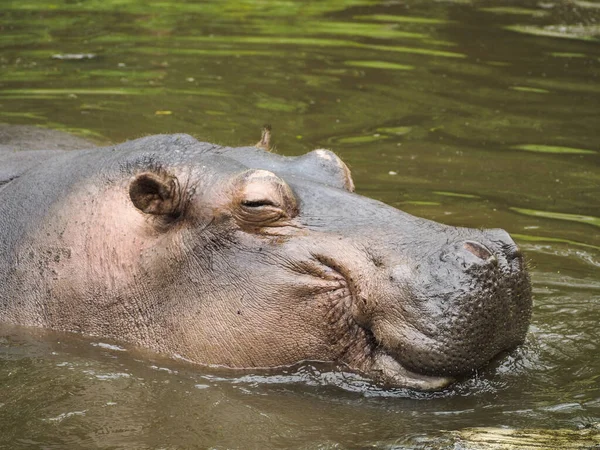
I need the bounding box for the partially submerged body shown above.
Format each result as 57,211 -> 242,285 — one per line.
0,125 -> 532,390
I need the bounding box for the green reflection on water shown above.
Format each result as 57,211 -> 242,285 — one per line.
354,14 -> 449,24
345,60 -> 415,70
255,95 -> 308,113
375,126 -> 412,135
355,43 -> 465,58
0,88 -> 231,97
549,52 -> 587,58
401,201 -> 442,206
511,145 -> 596,155
573,0 -> 600,7
258,21 -> 428,40
479,6 -> 548,17
132,47 -> 281,57
0,112 -> 46,120
5,0 -> 380,16
512,208 -> 600,229
513,234 -> 600,252
509,86 -> 550,94
89,35 -> 466,59
336,134 -> 390,144
433,191 -> 480,199
505,24 -> 600,42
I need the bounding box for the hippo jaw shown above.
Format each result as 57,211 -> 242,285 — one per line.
369,352 -> 455,391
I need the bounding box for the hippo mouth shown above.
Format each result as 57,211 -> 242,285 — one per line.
365,274 -> 530,390
370,349 -> 455,391
310,254 -> 455,390
358,322 -> 457,390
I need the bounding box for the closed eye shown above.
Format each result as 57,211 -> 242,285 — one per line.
241,199 -> 277,208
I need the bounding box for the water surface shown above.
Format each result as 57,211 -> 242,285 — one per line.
0,0 -> 599,448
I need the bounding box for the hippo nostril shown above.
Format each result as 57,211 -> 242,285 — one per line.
502,241 -> 523,263
486,228 -> 518,251
462,241 -> 493,261
485,228 -> 522,263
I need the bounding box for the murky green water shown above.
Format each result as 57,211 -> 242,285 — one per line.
1,0 -> 599,448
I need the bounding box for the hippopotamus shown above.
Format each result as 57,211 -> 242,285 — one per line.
0,124 -> 532,390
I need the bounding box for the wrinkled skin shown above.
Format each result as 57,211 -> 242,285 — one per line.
0,125 -> 532,390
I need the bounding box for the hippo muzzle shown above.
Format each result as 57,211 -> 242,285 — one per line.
297,199 -> 532,390
357,229 -> 532,389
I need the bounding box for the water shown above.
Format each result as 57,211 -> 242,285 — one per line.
1,0 -> 599,447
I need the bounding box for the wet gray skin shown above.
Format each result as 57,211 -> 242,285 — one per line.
0,126 -> 531,391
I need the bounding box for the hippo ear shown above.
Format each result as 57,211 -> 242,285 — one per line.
129,172 -> 182,217
255,124 -> 272,152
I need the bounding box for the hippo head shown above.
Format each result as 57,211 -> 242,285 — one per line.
23,132 -> 532,391
102,132 -> 529,391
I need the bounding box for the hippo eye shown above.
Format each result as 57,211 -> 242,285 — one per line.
233,169 -> 298,227
241,199 -> 277,208
239,197 -> 285,224
238,205 -> 285,227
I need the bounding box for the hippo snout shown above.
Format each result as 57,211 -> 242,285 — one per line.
362,227 -> 531,386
